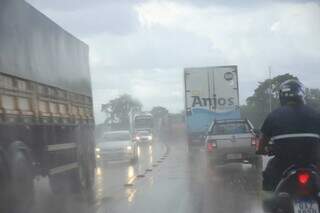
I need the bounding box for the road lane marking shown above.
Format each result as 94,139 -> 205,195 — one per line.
95,142 -> 171,211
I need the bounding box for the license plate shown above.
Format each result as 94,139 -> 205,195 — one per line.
227,153 -> 242,160
294,199 -> 319,213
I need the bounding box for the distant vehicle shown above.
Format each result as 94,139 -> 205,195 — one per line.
184,66 -> 241,147
205,119 -> 262,168
96,131 -> 138,163
0,1 -> 95,212
135,129 -> 153,143
129,112 -> 154,142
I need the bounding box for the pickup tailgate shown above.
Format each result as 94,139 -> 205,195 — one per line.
207,133 -> 253,149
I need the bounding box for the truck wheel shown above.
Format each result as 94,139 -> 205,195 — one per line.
49,174 -> 69,194
70,128 -> 95,202
70,155 -> 95,203
7,143 -> 34,213
0,152 -> 9,212
50,157 -> 95,202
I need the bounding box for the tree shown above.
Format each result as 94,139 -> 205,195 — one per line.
305,88 -> 320,112
151,106 -> 169,120
241,73 -> 320,128
150,106 -> 169,137
241,73 -> 298,127
101,94 -> 142,129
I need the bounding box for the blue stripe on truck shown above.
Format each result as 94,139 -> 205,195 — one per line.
187,108 -> 241,134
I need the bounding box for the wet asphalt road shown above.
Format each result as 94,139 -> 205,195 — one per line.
32,138 -> 265,213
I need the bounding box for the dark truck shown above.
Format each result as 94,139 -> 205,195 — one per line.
0,0 -> 95,212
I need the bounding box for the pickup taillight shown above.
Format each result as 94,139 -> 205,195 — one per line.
207,140 -> 217,152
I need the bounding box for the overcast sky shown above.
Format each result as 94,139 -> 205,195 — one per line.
26,0 -> 320,124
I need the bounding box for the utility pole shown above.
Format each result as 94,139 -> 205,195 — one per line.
269,66 -> 272,113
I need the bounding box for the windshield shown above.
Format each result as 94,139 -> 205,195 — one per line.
136,130 -> 151,135
211,122 -> 251,135
135,117 -> 153,129
102,132 -> 131,141
5,0 -> 319,213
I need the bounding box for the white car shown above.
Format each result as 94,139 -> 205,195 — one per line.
96,130 -> 138,163
134,130 -> 153,144
205,119 -> 261,168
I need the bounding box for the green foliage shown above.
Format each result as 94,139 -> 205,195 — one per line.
151,106 -> 169,120
241,73 -> 298,128
305,88 -> 320,112
101,94 -> 142,129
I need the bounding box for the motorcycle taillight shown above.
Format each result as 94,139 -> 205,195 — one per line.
297,171 -> 311,185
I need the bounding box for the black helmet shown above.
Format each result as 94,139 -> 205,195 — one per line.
279,79 -> 306,106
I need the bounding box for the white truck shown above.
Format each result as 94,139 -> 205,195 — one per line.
129,112 -> 154,143
184,65 -> 241,146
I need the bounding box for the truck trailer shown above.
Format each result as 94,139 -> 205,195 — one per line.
0,0 -> 95,212
184,65 -> 241,146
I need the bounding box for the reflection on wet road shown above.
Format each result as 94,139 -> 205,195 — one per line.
33,139 -> 265,213
94,143 -> 166,209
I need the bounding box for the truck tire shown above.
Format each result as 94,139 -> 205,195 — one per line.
49,173 -> 69,194
7,142 -> 34,213
49,128 -> 95,203
70,150 -> 95,203
49,156 -> 95,201
0,151 -> 9,213
70,127 -> 95,202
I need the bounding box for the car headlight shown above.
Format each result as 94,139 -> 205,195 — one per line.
127,146 -> 132,151
95,147 -> 101,152
148,136 -> 153,140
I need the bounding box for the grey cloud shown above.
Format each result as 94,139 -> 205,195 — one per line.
183,0 -> 318,8
26,0 -> 144,12
25,0 -> 320,119
91,66 -> 184,123
91,27 -> 225,70
182,0 -> 266,8
26,0 -> 141,36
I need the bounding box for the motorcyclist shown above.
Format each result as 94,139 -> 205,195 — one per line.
257,79 -> 320,191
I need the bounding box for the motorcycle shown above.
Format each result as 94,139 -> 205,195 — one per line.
257,134 -> 320,213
